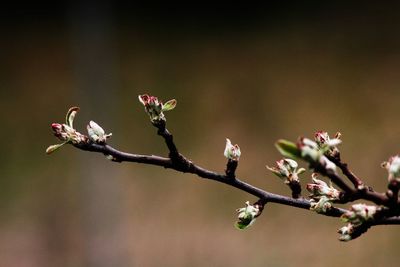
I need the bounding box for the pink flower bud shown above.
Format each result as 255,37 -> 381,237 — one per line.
267,158 -> 305,183
138,94 -> 150,106
224,138 -> 241,161
314,131 -> 329,146
306,174 -> 340,200
51,123 -> 62,132
138,94 -> 168,123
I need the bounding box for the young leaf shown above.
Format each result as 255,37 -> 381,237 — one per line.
234,218 -> 256,230
66,107 -> 80,128
162,99 -> 177,112
275,139 -> 301,159
46,142 -> 67,154
235,221 -> 248,230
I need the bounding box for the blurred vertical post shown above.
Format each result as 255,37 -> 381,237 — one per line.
68,2 -> 128,266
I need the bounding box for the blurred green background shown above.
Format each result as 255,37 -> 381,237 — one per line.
2,2 -> 400,266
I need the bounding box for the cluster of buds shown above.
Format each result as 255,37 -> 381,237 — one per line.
307,174 -> 341,213
138,94 -> 177,124
314,131 -> 341,157
87,120 -> 112,143
297,137 -> 337,173
341,203 -> 378,226
309,196 -> 333,213
381,155 -> 400,182
297,137 -> 320,161
274,131 -> 341,165
235,201 -> 261,230
46,107 -> 88,154
224,138 -> 241,161
51,123 -> 86,144
267,158 -> 305,184
46,107 -> 112,154
306,174 -> 341,200
297,131 -> 341,160
338,203 -> 378,241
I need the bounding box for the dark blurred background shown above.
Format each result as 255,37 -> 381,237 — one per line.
2,2 -> 400,266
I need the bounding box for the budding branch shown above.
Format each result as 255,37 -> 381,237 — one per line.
48,97 -> 400,242
75,129 -> 344,217
73,123 -> 400,225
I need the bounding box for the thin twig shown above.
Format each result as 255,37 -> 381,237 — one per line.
313,162 -> 388,205
312,163 -> 355,195
327,155 -> 364,188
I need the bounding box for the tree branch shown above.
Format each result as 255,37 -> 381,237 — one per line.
47,100 -> 400,242
74,137 -> 400,229
74,142 -> 345,217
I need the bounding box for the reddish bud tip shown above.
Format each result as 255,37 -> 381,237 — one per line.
51,123 -> 62,131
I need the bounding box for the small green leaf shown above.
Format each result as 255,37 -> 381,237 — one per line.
234,219 -> 255,230
275,139 -> 301,159
66,107 -> 80,128
297,167 -> 306,175
235,222 -> 248,230
162,99 -> 177,112
266,165 -> 283,178
46,142 -> 67,154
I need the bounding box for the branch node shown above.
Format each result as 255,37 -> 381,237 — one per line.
225,159 -> 238,179
387,180 -> 400,207
253,199 -> 267,217
288,181 -> 302,199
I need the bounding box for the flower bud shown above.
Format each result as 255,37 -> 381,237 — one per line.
297,137 -> 320,161
382,155 -> 400,181
87,120 -> 112,143
267,158 -> 305,184
351,203 -> 377,220
338,223 -> 354,241
51,123 -> 69,141
47,107 -> 88,154
341,203 -> 378,226
51,123 -> 62,132
235,201 -> 260,230
224,138 -> 241,161
138,94 -> 165,123
314,130 -> 341,156
309,196 -> 332,213
306,174 -> 340,200
51,123 -> 82,142
314,131 -> 330,146
138,94 -> 177,124
297,137 -> 337,173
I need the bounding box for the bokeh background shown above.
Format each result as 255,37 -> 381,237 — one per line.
2,2 -> 400,266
